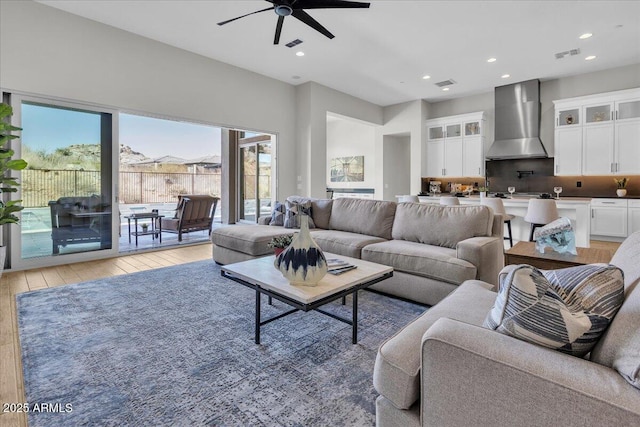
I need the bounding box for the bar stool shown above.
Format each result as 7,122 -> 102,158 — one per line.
524,199 -> 559,241
440,196 -> 460,206
481,197 -> 515,247
398,195 -> 419,203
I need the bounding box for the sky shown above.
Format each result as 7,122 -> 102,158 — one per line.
20,104 -> 222,159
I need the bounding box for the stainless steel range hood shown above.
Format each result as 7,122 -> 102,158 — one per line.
486,79 -> 547,159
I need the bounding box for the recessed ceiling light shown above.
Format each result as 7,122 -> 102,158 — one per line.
442,87 -> 450,91
501,74 -> 510,79
585,55 -> 596,61
292,75 -> 301,80
296,51 -> 305,57
579,33 -> 593,39
422,75 -> 431,80
487,58 -> 497,63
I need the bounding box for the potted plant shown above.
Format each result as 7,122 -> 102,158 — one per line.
614,177 -> 629,197
267,234 -> 294,256
141,223 -> 149,233
477,186 -> 489,198
0,103 -> 28,272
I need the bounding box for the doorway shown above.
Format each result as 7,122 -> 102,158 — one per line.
11,95 -> 117,269
238,134 -> 273,223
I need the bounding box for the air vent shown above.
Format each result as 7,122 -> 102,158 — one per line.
435,79 -> 456,87
555,48 -> 581,59
285,39 -> 303,48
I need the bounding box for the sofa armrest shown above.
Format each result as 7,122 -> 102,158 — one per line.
421,318 -> 640,426
257,215 -> 271,225
456,236 -> 504,288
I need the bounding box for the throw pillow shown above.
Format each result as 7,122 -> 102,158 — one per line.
483,264 -> 624,357
269,201 -> 286,226
284,200 -> 315,229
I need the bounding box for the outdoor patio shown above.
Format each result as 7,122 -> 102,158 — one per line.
20,203 -> 224,259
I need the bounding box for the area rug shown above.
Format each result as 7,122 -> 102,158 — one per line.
17,260 -> 426,426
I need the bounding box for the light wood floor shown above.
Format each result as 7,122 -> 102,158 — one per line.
0,243 -> 212,427
0,240 -> 621,427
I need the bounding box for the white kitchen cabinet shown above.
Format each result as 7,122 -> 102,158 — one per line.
554,126 -> 582,176
614,98 -> 640,174
553,88 -> 640,176
425,112 -> 484,177
591,199 -> 628,238
629,200 -> 640,235
582,122 -> 614,175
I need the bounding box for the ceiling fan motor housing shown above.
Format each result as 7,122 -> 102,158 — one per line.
275,5 -> 293,16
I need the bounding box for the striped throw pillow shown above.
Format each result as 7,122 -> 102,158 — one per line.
484,264 -> 624,357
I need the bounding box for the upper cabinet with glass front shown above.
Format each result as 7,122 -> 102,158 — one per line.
425,112 -> 485,178
553,87 -> 640,176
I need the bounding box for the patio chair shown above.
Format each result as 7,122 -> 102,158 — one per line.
158,195 -> 219,242
49,196 -> 111,254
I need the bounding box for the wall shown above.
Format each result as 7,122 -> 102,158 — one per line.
295,82 -> 383,198
379,100 -> 428,196
382,135 -> 410,200
326,117 -> 376,190
0,0 -> 298,198
427,63 -> 640,157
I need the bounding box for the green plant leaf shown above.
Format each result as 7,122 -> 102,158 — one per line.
0,149 -> 15,158
0,103 -> 12,117
6,159 -> 27,170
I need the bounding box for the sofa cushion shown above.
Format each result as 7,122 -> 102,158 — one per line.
284,200 -> 315,229
392,203 -> 494,249
484,264 -> 624,357
373,280 -> 497,410
269,201 -> 286,226
286,196 -> 333,229
329,198 -> 396,239
211,225 -> 295,256
310,229 -> 386,259
362,240 -> 476,284
590,231 -> 640,389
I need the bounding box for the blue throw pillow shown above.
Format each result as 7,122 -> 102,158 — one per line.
284,200 -> 315,229
269,201 -> 286,226
484,263 -> 624,357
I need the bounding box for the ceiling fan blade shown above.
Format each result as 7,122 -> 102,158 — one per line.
294,0 -> 370,9
217,6 -> 274,26
274,15 -> 285,45
292,9 -> 334,39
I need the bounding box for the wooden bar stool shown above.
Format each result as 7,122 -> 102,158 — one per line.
524,199 -> 559,241
481,197 -> 515,247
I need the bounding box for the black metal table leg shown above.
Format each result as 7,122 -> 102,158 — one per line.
127,218 -> 132,244
255,290 -> 261,344
352,290 -> 358,344
268,296 -> 273,305
342,296 -> 346,305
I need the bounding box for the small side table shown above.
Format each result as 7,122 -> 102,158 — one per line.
125,213 -> 165,246
505,241 -> 612,270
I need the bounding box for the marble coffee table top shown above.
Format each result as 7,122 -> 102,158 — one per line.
221,253 -> 392,304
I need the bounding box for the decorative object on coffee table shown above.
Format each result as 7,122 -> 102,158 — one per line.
267,234 -> 294,256
505,241 -> 612,271
274,214 -> 327,286
615,177 -> 629,197
533,217 -> 577,255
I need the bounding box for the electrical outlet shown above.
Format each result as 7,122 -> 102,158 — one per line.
577,181 -> 582,188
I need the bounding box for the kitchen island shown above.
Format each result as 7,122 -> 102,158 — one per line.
415,195 -> 592,247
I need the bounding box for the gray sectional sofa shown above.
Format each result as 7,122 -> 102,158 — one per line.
374,231 -> 640,426
211,196 -> 505,306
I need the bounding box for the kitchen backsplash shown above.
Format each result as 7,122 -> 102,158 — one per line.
422,158 -> 639,197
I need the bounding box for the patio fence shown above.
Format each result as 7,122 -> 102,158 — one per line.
20,170 -> 223,207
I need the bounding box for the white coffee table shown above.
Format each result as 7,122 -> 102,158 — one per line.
221,253 -> 393,344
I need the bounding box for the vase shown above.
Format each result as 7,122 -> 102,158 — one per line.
274,247 -> 284,257
274,214 -> 327,286
617,189 -> 627,197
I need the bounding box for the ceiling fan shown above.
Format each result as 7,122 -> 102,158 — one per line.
217,0 -> 371,45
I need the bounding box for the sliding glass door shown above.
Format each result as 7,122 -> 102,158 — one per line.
10,95 -> 117,268
238,135 -> 272,223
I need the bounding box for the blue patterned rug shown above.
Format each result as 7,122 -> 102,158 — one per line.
17,260 -> 426,426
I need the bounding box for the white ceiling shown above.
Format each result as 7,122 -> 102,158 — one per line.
38,0 -> 640,106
